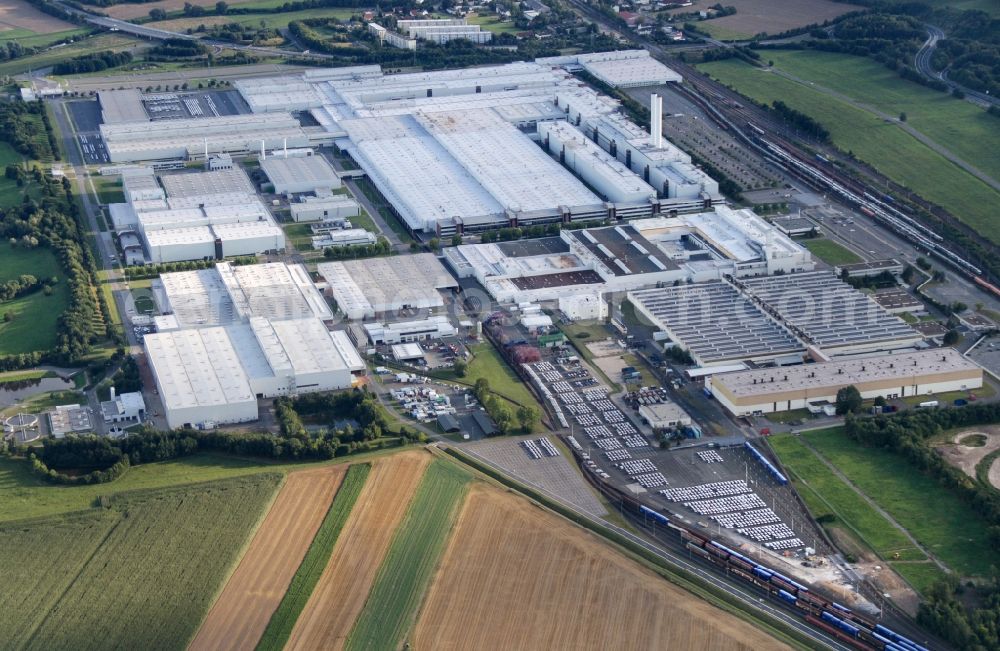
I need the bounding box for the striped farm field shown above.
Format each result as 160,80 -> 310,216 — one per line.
189,466 -> 346,651
345,460 -> 470,650
285,450 -> 432,651
411,484 -> 791,650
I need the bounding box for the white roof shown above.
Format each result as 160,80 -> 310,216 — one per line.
318,253 -> 457,317
160,168 -> 255,198
145,226 -> 215,248
577,50 -> 683,87
260,155 -> 339,189
392,342 -> 425,360
145,327 -> 255,410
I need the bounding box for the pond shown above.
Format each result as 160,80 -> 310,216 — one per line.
0,376 -> 73,408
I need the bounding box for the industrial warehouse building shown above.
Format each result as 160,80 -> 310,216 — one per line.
318,253 -> 458,320
98,89 -> 148,125
629,271 -> 919,366
291,195 -> 360,222
145,262 -> 363,429
260,153 -> 342,194
100,113 -> 312,163
707,349 -> 984,416
397,18 -> 492,44
108,168 -> 285,264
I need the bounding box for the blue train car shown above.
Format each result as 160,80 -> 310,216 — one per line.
639,505 -> 670,526
777,589 -> 796,605
875,625 -> 928,651
753,567 -> 773,580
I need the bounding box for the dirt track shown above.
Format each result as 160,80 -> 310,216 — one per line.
187,466 -> 345,651
412,485 -> 791,651
936,428 -> 1000,479
285,451 -> 432,651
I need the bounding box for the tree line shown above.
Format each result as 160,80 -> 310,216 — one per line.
0,274 -> 45,302
123,255 -> 256,279
321,236 -> 391,260
769,100 -> 830,142
52,50 -> 132,75
0,101 -> 58,161
473,377 -> 538,435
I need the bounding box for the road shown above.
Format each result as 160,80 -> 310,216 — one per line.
915,24 -> 998,108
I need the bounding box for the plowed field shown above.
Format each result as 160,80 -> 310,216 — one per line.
285,451 -> 432,651
412,485 -> 792,651
188,466 -> 345,651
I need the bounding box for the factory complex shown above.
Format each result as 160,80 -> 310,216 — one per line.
144,262 -> 364,429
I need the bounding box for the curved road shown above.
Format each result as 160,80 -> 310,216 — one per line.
915,24 -> 998,108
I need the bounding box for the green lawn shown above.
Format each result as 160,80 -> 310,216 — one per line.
345,459 -> 470,650
891,561 -> 948,595
90,175 -> 124,205
697,57 -> 1000,243
282,223 -> 314,251
803,427 -> 995,577
802,238 -> 862,266
762,51 -> 1000,183
0,142 -> 40,209
257,463 -> 371,651
466,13 -> 522,35
463,342 -> 541,409
0,242 -> 71,355
698,21 -> 754,41
20,474 -> 282,651
0,369 -> 50,383
768,434 -> 923,560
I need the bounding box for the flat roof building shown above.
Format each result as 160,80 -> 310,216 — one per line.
260,154 -> 342,195
639,401 -> 692,429
317,253 -> 458,320
708,349 -> 984,416
98,89 -> 149,125
47,404 -> 93,438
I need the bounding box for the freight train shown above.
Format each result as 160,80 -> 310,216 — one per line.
634,504 -> 928,651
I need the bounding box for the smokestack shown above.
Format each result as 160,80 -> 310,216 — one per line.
204,138 -> 208,160
283,138 -> 287,158
650,94 -> 663,149
260,139 -> 265,161
110,386 -> 116,401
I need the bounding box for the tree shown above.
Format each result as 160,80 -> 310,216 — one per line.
873,396 -> 887,407
835,385 -> 862,415
450,233 -> 462,247
453,358 -> 467,377
943,329 -> 960,346
149,8 -> 167,20
215,1 -> 228,14
516,405 -> 537,433
428,237 -> 440,251
899,112 -> 907,122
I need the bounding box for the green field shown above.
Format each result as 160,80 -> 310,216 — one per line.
697,57 -> 1000,242
802,238 -> 862,266
0,368 -> 50,383
768,434 -> 923,560
891,561 -> 948,595
0,33 -> 138,78
257,463 -> 371,651
282,223 -> 314,251
762,51 -> 1000,183
698,21 -> 754,41
0,27 -> 90,48
345,459 -> 470,650
148,7 -> 357,31
91,175 -> 124,205
0,241 -> 71,355
803,428 -> 994,576
6,474 -> 281,651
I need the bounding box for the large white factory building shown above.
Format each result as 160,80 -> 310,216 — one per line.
144,262 -> 364,429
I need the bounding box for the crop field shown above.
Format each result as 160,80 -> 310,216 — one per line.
411,484 -> 791,650
285,450 -> 431,650
10,474 -> 281,651
697,58 -> 1000,243
0,510 -> 119,649
256,463 -> 370,651
802,238 -> 862,266
803,428 -> 994,577
0,241 -> 71,355
690,0 -> 862,39
189,467 -> 345,651
346,460 -> 470,650
0,0 -> 75,35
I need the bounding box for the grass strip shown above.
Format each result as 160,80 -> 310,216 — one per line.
345,460 -> 470,651
255,463 -> 371,651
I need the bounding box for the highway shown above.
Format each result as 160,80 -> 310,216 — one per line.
915,24 -> 998,108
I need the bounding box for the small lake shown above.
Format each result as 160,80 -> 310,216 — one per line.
0,376 -> 74,408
